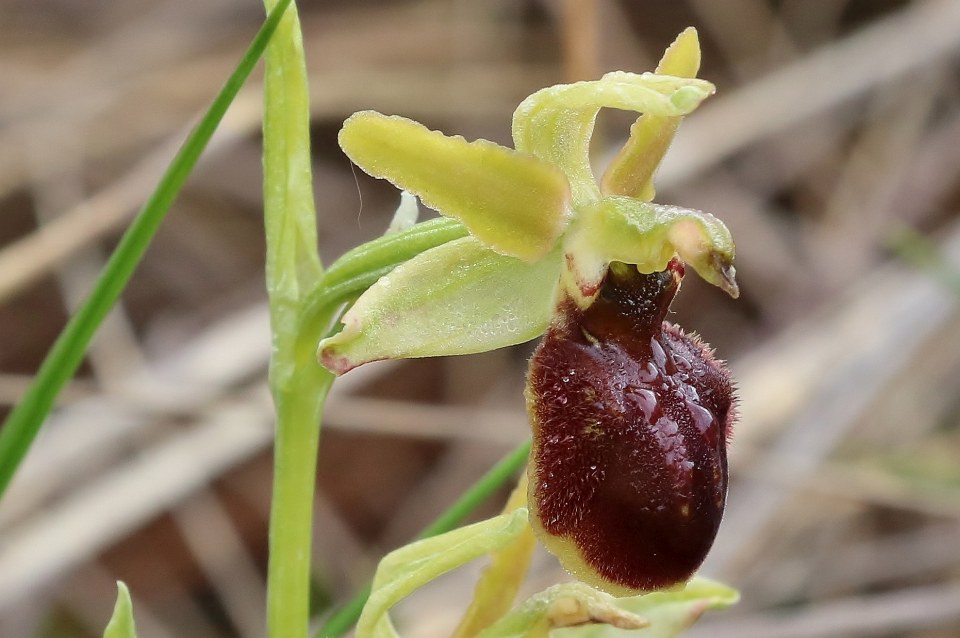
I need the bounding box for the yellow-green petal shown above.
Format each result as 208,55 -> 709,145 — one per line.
339,111 -> 570,262
103,582 -> 138,638
356,509 -> 531,638
512,71 -> 715,208
318,237 -> 562,374
601,28 -> 702,201
453,475 -> 536,638
563,197 -> 738,300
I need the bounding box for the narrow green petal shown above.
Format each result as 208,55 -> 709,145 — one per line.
318,237 -> 562,374
339,111 -> 570,262
512,71 -> 714,208
453,476 -> 536,638
564,197 -> 738,299
601,28 -> 702,201
356,509 -> 530,638
103,582 -> 138,638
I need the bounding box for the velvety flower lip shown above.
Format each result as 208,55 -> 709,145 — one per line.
526,260 -> 736,594
317,28 -> 737,375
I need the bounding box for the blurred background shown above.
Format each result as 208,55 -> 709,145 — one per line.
2,0 -> 960,636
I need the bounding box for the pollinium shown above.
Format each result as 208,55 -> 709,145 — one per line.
526,259 -> 736,594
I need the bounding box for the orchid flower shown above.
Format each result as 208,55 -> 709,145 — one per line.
318,28 -> 740,632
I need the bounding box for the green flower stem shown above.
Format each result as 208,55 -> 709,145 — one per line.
259,1 -> 329,637
316,439 -> 532,638
0,0 -> 294,500
268,365 -> 332,638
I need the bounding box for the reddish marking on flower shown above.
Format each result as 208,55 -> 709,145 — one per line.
527,260 -> 736,592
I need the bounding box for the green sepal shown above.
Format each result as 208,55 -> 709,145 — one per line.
477,577 -> 737,638
339,111 -> 571,262
560,577 -> 739,638
356,508 -> 531,638
512,72 -> 714,208
475,582 -> 649,638
563,197 -> 738,301
103,581 -> 138,638
318,237 -> 562,374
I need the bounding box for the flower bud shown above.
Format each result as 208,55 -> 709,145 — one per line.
526,259 -> 736,594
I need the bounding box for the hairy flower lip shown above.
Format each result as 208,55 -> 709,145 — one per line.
526,261 -> 736,594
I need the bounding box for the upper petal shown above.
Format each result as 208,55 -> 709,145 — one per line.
512,71 -> 715,208
339,111 -> 570,262
601,27 -> 702,201
318,236 -> 562,374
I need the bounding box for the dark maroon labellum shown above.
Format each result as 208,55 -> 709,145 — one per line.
526,259 -> 736,593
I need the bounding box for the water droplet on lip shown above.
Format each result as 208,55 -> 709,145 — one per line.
686,400 -> 715,435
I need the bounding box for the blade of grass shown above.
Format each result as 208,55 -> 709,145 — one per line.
888,226 -> 960,297
315,439 -> 532,638
0,0 -> 295,499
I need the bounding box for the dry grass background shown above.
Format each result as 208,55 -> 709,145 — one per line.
2,0 -> 960,636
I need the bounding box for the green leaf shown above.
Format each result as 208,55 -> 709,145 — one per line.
564,197 -> 738,299
339,111 -> 571,262
601,28 -> 701,201
318,237 -> 562,374
356,508 -> 531,638
512,72 -> 714,208
103,582 -> 138,638
0,0 -> 294,501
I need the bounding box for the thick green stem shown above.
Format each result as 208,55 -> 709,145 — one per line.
260,0 -> 327,636
268,372 -> 332,638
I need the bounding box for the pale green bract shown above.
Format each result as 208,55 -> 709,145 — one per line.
317,61 -> 734,373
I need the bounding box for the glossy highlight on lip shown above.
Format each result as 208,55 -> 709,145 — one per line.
526,259 -> 736,594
